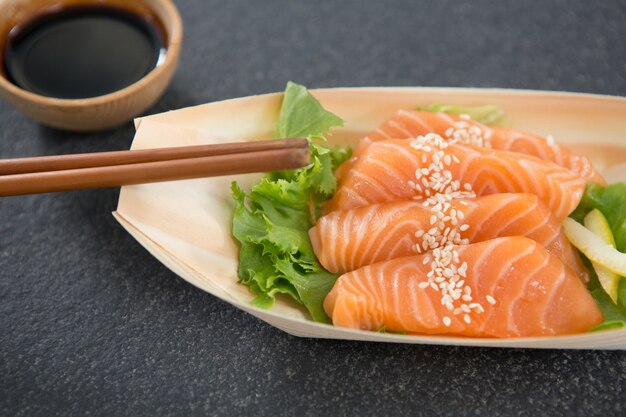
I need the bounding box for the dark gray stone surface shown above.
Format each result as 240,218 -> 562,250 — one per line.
1,0 -> 625,415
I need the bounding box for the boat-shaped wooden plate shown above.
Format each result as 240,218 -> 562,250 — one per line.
114,87 -> 626,349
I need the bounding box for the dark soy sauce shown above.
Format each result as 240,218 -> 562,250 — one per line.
4,6 -> 165,99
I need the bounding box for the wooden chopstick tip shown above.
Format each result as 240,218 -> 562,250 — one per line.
292,146 -> 311,168
0,138 -> 313,196
292,137 -> 310,149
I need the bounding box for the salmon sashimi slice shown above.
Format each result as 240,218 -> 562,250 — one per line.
310,193 -> 587,281
323,237 -> 603,337
326,135 -> 585,221
337,110 -> 605,184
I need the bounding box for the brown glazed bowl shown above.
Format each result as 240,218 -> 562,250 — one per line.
0,0 -> 182,132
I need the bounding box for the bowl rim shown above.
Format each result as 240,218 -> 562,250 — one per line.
0,0 -> 183,107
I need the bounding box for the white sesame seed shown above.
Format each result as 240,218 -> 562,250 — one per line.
418,282 -> 429,289
486,295 -> 496,305
443,317 -> 452,327
463,314 -> 471,324
407,133 -> 484,321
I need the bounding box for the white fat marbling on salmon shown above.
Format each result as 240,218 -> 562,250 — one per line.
327,139 -> 586,221
311,194 -> 587,281
323,237 -> 602,337
336,110 -> 604,185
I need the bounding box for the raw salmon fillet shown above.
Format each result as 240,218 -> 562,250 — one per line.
338,110 -> 604,184
323,237 -> 603,337
310,193 -> 587,280
326,136 -> 585,220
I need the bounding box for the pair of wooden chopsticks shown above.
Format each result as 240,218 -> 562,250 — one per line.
0,138 -> 310,196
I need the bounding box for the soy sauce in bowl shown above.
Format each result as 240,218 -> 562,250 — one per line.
4,5 -> 166,99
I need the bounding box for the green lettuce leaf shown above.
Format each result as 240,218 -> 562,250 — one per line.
276,81 -> 343,138
231,82 -> 350,322
569,182 -> 626,329
570,182 -> 626,252
590,320 -> 626,332
416,103 -> 509,127
583,256 -> 626,326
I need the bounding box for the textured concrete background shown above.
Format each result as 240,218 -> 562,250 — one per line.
1,0 -> 625,416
